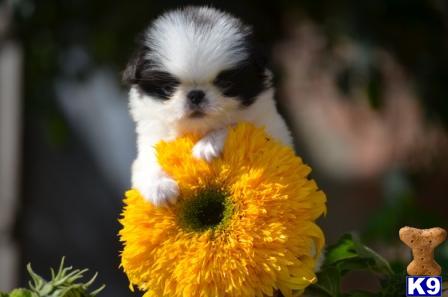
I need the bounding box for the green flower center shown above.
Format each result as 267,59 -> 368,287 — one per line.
178,189 -> 233,232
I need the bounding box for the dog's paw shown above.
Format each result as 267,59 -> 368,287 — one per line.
137,175 -> 179,207
192,128 -> 228,162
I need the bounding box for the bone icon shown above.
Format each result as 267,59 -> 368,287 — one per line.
399,226 -> 447,276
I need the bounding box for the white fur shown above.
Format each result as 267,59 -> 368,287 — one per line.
145,7 -> 250,81
128,7 -> 292,206
192,128 -> 228,162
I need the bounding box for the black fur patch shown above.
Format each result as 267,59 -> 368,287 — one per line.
135,70 -> 180,100
213,52 -> 269,106
122,44 -> 179,100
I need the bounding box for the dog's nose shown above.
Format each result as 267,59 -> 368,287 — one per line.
187,90 -> 205,105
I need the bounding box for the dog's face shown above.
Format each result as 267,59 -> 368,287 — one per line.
124,7 -> 271,133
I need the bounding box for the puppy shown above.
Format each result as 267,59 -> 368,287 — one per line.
123,6 -> 292,207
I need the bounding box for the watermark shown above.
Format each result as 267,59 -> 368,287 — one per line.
406,276 -> 442,296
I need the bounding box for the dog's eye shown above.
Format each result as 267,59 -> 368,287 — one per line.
138,82 -> 177,100
214,63 -> 268,103
213,77 -> 234,90
137,71 -> 179,100
214,69 -> 241,97
160,85 -> 174,95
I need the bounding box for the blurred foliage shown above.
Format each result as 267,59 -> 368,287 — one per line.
286,0 -> 448,126
363,180 -> 444,244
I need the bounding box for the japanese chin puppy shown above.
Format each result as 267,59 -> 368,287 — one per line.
123,6 -> 292,207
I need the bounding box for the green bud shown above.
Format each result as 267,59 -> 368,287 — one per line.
9,289 -> 34,297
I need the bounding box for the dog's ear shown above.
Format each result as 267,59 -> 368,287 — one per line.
122,47 -> 146,85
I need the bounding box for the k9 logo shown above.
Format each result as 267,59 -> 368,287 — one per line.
406,276 -> 442,296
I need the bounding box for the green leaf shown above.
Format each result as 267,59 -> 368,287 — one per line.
306,234 -> 398,297
311,266 -> 341,297
323,234 -> 393,276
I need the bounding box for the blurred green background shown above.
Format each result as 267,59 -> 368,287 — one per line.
1,0 -> 447,295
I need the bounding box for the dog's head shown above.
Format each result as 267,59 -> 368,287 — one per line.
124,6 -> 272,133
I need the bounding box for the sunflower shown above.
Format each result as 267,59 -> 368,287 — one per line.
119,123 -> 326,297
